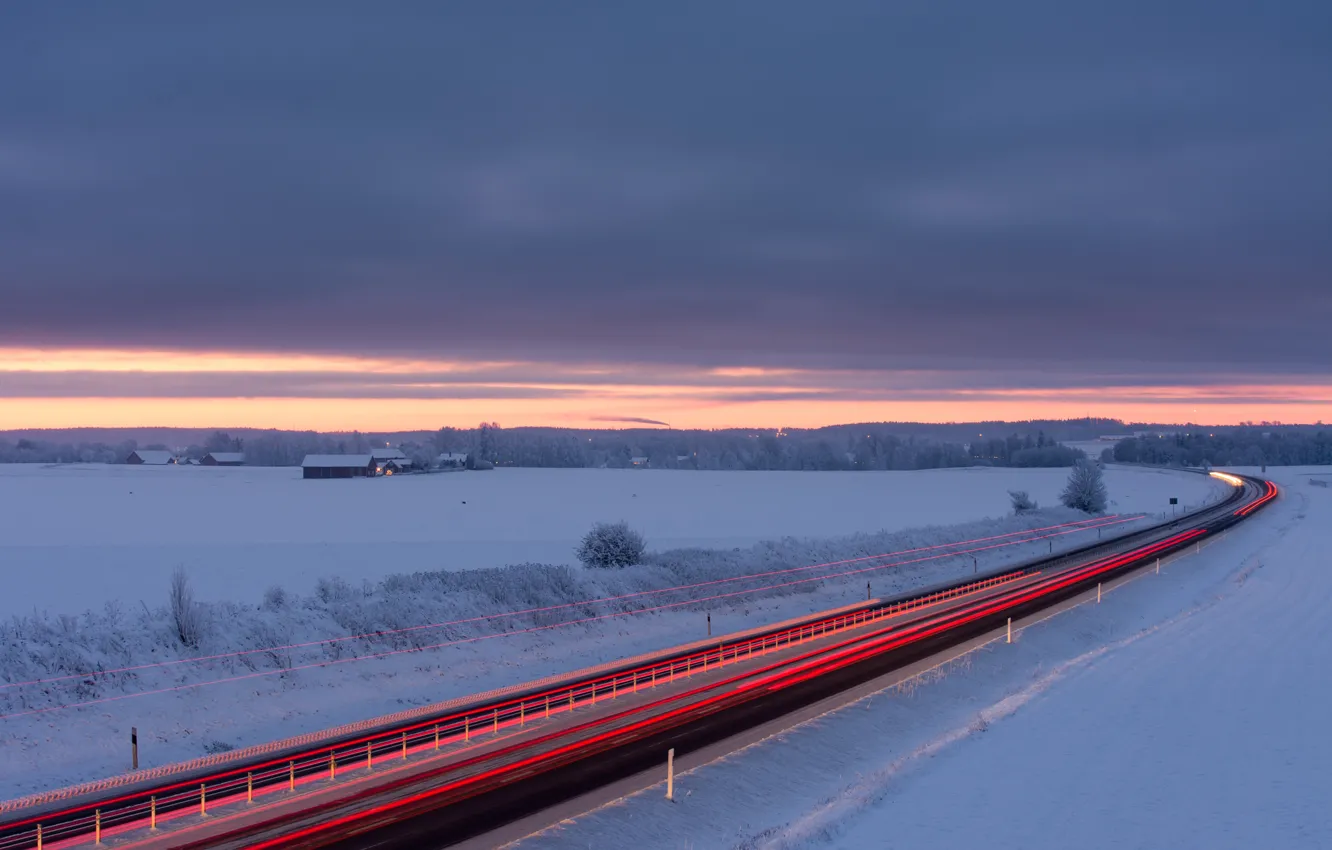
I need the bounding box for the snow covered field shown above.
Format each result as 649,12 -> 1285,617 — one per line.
0,464 -> 1211,617
514,466 -> 1329,850
0,464 -> 1218,802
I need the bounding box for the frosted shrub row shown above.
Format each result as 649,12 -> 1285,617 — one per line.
0,507 -> 1101,713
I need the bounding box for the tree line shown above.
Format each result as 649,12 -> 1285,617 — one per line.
0,423 -> 1087,471
1109,429 -> 1332,467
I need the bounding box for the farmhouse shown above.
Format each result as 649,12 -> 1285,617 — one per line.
436,452 -> 467,469
382,458 -> 415,474
371,448 -> 408,462
301,454 -> 376,479
126,450 -> 176,465
201,452 -> 245,466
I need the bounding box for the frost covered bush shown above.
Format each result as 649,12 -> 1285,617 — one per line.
576,521 -> 646,568
1061,458 -> 1108,513
1008,490 -> 1038,514
262,585 -> 288,611
169,567 -> 205,649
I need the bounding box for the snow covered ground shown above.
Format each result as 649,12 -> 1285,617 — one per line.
512,466 -> 1329,850
0,464 -> 1210,616
0,464 -> 1218,802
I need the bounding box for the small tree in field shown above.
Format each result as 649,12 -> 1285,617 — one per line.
1061,458 -> 1108,513
1009,490 -> 1038,514
169,566 -> 204,648
576,521 -> 646,568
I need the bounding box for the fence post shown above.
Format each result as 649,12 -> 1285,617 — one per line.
1006,617 -> 1012,644
666,748 -> 675,801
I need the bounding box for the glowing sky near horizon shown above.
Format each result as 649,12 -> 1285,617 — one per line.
1,5 -> 1328,431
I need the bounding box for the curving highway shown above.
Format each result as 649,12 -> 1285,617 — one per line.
0,473 -> 1278,850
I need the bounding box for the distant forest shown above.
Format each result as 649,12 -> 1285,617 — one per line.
0,420 -> 1102,470
1109,428 -> 1332,468
5,420 -> 1328,471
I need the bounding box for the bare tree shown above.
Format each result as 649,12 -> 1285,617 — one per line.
576,521 -> 647,568
1061,458 -> 1108,513
1009,490 -> 1038,514
169,566 -> 204,648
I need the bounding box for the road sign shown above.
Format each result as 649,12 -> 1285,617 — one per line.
1169,497 -> 1178,505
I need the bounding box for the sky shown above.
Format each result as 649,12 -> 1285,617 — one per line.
2,3 -> 1329,431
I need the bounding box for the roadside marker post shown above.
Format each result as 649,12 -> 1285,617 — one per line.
94,810 -> 101,845
366,741 -> 373,771
1156,558 -> 1161,574
246,773 -> 253,804
1007,617 -> 1012,644
151,795 -> 157,828
200,783 -> 207,817
402,731 -> 408,759
1097,583 -> 1102,603
132,726 -> 139,771
707,614 -> 711,636
35,824 -> 41,850
288,761 -> 295,791
666,748 -> 675,800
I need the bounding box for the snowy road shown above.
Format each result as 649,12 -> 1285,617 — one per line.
511,467 -> 1326,850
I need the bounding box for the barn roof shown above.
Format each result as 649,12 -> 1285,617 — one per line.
301,454 -> 375,468
371,448 -> 408,460
205,452 -> 245,463
131,450 -> 175,464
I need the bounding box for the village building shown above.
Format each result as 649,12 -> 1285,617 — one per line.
201,452 -> 245,466
436,452 -> 468,469
126,450 -> 176,465
301,454 -> 376,479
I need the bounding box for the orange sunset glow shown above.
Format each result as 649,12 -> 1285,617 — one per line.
2,347 -> 1328,431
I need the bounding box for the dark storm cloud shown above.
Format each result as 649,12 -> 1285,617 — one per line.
1,1 -> 1330,378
